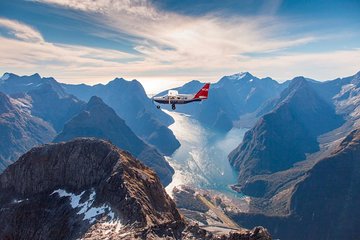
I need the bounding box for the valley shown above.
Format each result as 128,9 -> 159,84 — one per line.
164,110 -> 247,196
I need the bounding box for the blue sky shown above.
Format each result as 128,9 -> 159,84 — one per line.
0,0 -> 359,93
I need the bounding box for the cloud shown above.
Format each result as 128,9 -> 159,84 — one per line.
0,18 -> 44,43
0,1 -> 359,93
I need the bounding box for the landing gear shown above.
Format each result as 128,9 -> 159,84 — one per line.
172,104 -> 176,110
156,105 -> 160,109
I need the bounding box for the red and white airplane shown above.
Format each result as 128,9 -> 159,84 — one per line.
153,83 -> 210,110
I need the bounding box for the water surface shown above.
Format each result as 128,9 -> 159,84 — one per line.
164,110 -> 247,197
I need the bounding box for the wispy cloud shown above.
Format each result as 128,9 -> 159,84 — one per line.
0,1 -> 359,93
0,17 -> 44,42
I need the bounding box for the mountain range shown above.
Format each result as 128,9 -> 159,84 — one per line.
227,71 -> 360,239
0,73 -> 180,185
62,78 -> 180,155
156,72 -> 287,132
2,69 -> 360,239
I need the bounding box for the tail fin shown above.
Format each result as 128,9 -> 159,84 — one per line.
194,83 -> 210,99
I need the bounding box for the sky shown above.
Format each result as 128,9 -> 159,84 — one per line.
0,0 -> 359,93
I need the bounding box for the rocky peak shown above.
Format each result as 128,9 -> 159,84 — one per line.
0,138 -> 181,226
87,95 -> 104,107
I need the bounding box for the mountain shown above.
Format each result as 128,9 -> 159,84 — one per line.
155,72 -> 287,132
229,77 -> 344,186
0,73 -> 66,97
0,138 -> 271,240
54,96 -> 174,186
226,72 -> 360,239
0,73 -> 85,132
62,78 -> 180,155
0,92 -> 56,172
26,83 -> 85,132
230,128 -> 360,240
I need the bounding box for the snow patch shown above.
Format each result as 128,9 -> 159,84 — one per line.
51,189 -> 118,224
12,198 -> 28,204
228,72 -> 247,80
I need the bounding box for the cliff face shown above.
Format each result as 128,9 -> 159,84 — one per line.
229,77 -> 344,186
54,96 -> 174,186
0,92 -> 56,172
0,138 -> 271,240
289,128 -> 360,240
232,128 -> 360,240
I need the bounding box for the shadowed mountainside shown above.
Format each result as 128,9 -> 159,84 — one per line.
229,77 -> 344,185
62,78 -> 180,155
0,92 -> 56,172
54,96 -> 174,186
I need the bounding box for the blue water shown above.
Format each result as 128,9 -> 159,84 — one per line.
164,110 -> 247,197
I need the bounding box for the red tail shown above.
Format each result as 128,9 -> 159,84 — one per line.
194,83 -> 210,99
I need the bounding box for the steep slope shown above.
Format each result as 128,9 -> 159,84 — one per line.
0,138 -> 271,240
54,96 -> 174,186
0,92 -> 56,172
27,83 -> 85,132
229,77 -> 344,185
231,128 -> 360,240
62,78 -> 180,155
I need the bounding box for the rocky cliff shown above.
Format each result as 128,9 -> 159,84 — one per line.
231,128 -> 360,240
54,96 -> 174,186
0,138 -> 271,240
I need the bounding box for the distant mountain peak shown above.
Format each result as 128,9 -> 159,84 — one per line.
0,73 -> 18,82
87,95 -> 104,106
30,73 -> 41,78
228,72 -> 255,80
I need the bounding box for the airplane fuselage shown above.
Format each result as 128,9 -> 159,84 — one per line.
152,83 -> 210,110
153,94 -> 201,105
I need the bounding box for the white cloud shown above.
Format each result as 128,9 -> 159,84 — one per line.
0,18 -> 44,43
0,1 -> 359,93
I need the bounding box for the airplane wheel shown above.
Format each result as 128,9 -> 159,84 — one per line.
157,105 -> 160,109
172,104 -> 176,110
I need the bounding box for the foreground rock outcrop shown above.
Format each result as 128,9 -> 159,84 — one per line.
0,138 -> 271,240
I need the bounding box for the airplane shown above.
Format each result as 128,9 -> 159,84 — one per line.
152,83 -> 210,110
